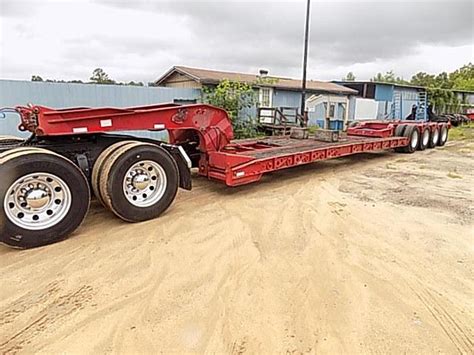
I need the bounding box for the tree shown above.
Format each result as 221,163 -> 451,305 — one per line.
411,72 -> 436,87
203,79 -> 257,138
371,70 -> 408,84
449,63 -> 474,90
126,81 -> 144,86
90,68 -> 115,84
342,72 -> 356,81
31,75 -> 43,82
203,79 -> 256,123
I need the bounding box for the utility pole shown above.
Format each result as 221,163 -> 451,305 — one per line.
300,0 -> 311,117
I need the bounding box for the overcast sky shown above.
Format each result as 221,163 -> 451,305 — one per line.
0,0 -> 472,83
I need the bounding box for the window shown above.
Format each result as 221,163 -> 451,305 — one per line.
339,103 -> 346,119
329,103 -> 335,118
259,87 -> 273,107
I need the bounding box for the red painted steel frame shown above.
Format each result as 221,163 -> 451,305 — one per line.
14,104 -> 446,187
16,103 -> 234,152
206,136 -> 408,186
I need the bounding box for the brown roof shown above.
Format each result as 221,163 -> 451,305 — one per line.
156,66 -> 357,95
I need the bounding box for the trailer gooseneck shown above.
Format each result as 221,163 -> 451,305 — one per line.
0,103 -> 449,248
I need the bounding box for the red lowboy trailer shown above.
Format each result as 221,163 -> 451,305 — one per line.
0,103 -> 450,248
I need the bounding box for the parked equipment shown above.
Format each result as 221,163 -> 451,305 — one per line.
0,103 -> 450,248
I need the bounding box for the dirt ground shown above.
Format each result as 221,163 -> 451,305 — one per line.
1,137 -> 473,354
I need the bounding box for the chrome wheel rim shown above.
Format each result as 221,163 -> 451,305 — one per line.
4,172 -> 72,230
123,160 -> 167,207
410,130 -> 419,149
422,130 -> 430,146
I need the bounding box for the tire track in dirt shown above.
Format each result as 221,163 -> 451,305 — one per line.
0,285 -> 94,354
409,284 -> 473,354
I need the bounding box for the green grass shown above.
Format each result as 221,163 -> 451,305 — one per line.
307,125 -> 319,134
449,122 -> 474,141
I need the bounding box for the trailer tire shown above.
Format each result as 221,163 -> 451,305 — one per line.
428,126 -> 439,149
92,140 -> 137,207
99,143 -> 179,222
0,135 -> 24,145
0,148 -> 90,248
438,124 -> 448,146
418,127 -> 430,151
401,125 -> 419,153
394,124 -> 406,152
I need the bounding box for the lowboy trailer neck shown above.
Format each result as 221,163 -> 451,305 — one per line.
0,103 -> 450,248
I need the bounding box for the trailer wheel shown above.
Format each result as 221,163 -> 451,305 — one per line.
438,124 -> 448,146
428,126 -> 439,149
394,124 -> 406,152
0,135 -> 24,144
418,127 -> 430,151
91,140 -> 137,207
0,148 -> 90,248
401,125 -> 419,153
98,143 -> 179,222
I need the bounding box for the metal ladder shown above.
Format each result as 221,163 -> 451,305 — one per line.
392,91 -> 402,119
416,91 -> 428,121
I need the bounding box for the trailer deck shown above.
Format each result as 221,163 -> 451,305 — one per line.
206,134 -> 408,186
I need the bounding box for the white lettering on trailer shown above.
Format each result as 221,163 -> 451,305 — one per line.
100,119 -> 112,127
73,127 -> 88,133
154,124 -> 165,130
236,171 -> 245,177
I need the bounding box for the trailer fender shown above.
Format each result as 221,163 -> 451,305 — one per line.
161,144 -> 192,190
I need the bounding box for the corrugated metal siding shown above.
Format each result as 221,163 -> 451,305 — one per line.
374,85 -> 394,101
348,96 -> 356,121
273,89 -> 301,109
0,80 -> 201,139
395,87 -> 420,119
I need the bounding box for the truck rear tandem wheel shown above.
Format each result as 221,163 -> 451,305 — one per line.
0,103 -> 450,248
97,142 -> 179,222
0,134 -> 188,248
0,147 -> 90,248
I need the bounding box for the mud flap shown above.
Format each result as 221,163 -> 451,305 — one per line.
161,144 -> 192,190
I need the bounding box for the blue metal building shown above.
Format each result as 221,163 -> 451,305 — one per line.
0,80 -> 200,138
334,81 -> 428,121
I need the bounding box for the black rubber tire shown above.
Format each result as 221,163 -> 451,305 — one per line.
0,148 -> 90,248
394,124 -> 406,153
401,125 -> 419,153
418,127 -> 430,151
98,143 -> 179,222
0,147 -> 44,163
91,140 -> 137,207
0,135 -> 24,143
437,124 -> 449,146
428,126 -> 439,149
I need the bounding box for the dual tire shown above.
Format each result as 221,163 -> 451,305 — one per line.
92,141 -> 179,222
394,125 -> 419,153
438,124 -> 448,146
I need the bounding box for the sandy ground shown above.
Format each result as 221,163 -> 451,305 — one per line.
1,138 -> 473,354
